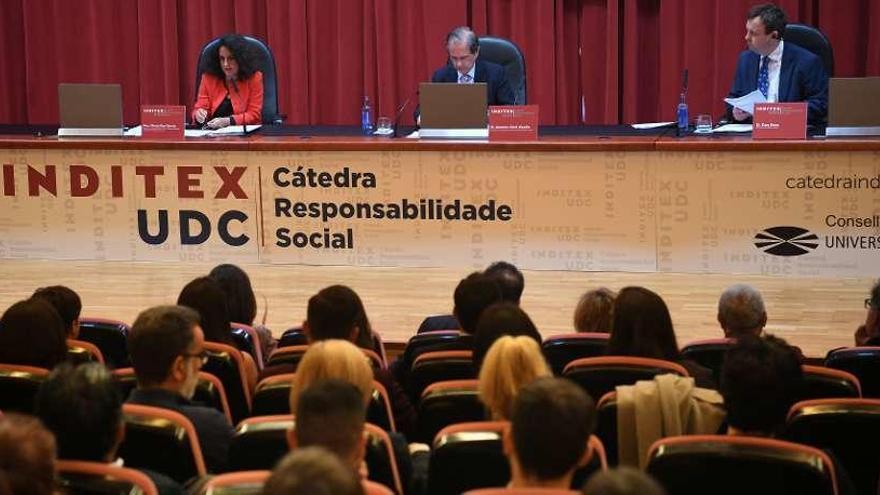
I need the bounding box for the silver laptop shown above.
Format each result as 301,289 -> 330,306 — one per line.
419,82 -> 488,139
58,83 -> 124,137
825,77 -> 880,137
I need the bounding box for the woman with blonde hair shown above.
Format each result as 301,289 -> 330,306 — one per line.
478,335 -> 552,420
289,340 -> 373,413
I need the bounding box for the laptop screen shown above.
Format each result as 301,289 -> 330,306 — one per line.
419,82 -> 488,129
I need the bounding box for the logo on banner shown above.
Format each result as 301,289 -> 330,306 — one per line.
753,226 -> 819,256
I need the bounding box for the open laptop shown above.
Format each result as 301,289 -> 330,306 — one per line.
825,77 -> 880,137
58,83 -> 124,137
419,82 -> 488,139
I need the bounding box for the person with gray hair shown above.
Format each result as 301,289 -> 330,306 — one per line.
263,447 -> 364,495
430,26 -> 515,106
717,284 -> 767,338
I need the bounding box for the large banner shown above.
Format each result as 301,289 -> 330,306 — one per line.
1,146 -> 877,276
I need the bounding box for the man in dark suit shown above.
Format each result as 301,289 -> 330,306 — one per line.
726,4 -> 828,126
431,26 -> 515,106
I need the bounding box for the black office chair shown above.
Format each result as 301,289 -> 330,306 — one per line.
784,23 -> 834,76
478,36 -> 527,104
195,35 -> 283,124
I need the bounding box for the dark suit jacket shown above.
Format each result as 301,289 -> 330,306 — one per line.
431,59 -> 516,106
727,42 -> 828,125
127,388 -> 233,474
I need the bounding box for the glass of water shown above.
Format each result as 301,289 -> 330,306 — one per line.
695,114 -> 713,134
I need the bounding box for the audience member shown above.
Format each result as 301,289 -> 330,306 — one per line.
0,413 -> 57,495
263,446 -> 364,495
192,33 -> 263,128
854,278 -> 880,346
0,298 -> 67,369
717,284 -> 767,338
607,286 -> 715,388
289,379 -> 393,495
473,302 -> 542,371
209,263 -> 277,360
35,362 -> 182,495
503,377 -> 596,491
478,335 -> 551,420
573,288 -> 616,333
581,467 -> 666,495
484,261 -> 525,305
126,305 -> 233,473
32,285 -> 82,337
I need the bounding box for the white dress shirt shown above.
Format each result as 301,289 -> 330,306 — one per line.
763,40 -> 784,102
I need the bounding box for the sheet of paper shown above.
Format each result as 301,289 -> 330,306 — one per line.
125,124 -> 261,137
631,121 -> 675,130
712,123 -> 753,133
724,90 -> 766,114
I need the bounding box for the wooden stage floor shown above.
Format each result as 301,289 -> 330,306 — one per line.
0,259 -> 871,359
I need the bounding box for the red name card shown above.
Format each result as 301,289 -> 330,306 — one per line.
753,102 -> 807,140
488,105 -> 539,141
141,105 -> 185,139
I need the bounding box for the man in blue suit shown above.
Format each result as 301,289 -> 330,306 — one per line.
431,26 -> 515,106
727,4 -> 828,126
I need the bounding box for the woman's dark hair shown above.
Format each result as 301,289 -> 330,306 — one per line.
209,264 -> 258,325
871,278 -> 880,308
0,298 -> 68,369
306,285 -> 374,349
201,33 -> 261,80
473,302 -> 542,371
607,286 -> 681,361
177,276 -> 234,345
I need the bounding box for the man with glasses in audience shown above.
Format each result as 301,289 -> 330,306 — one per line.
855,279 -> 880,346
126,305 -> 233,473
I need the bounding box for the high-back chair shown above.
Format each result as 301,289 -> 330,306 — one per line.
56,460 -> 159,495
203,342 -> 252,423
228,415 -> 292,471
231,322 -> 263,370
77,317 -> 130,369
66,338 -> 105,365
562,356 -> 689,402
417,379 -> 486,443
195,35 -> 282,124
409,350 -> 476,403
825,347 -> 880,398
542,333 -> 610,376
801,365 -> 861,400
198,470 -> 270,495
646,435 -> 839,495
681,338 -> 735,383
784,398 -> 880,495
785,23 -> 834,76
117,404 -> 207,483
0,363 -> 49,414
363,423 -> 404,495
478,36 -> 527,105
595,391 -> 620,466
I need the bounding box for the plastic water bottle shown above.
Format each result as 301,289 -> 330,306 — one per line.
676,92 -> 688,136
361,96 -> 373,135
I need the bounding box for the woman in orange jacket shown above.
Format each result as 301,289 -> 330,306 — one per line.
192,34 -> 263,129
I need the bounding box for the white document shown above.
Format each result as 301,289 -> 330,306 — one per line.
712,123 -> 753,133
631,121 -> 675,129
123,124 -> 260,137
724,90 -> 766,115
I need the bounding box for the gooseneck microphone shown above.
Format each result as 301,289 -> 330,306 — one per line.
392,89 -> 419,138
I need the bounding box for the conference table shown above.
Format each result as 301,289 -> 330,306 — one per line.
1,125 -> 878,278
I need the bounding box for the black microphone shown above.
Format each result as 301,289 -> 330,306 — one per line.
392,89 -> 419,138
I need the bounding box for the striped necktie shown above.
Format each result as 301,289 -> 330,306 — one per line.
459,73 -> 473,84
757,56 -> 770,98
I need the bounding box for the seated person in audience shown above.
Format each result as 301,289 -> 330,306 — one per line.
192,33 -> 263,129
32,285 -> 82,338
502,377 -> 596,492
573,288 -> 616,333
854,278 -> 880,346
581,467 -> 666,495
418,261 -> 523,333
0,413 -> 57,495
607,286 -> 716,389
178,276 -> 258,390
35,362 -> 182,495
478,335 -> 551,420
717,284 -> 767,338
264,446 -> 365,495
431,27 -> 515,106
473,302 -> 542,371
209,263 -> 277,361
290,341 -> 426,493
0,298 -> 67,369
288,379 -> 394,495
726,3 -> 828,125
126,305 -> 233,473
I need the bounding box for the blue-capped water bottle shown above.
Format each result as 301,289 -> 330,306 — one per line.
676,92 -> 688,136
361,95 -> 373,135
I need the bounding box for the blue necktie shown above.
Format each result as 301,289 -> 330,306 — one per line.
459,74 -> 473,84
757,56 -> 770,98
